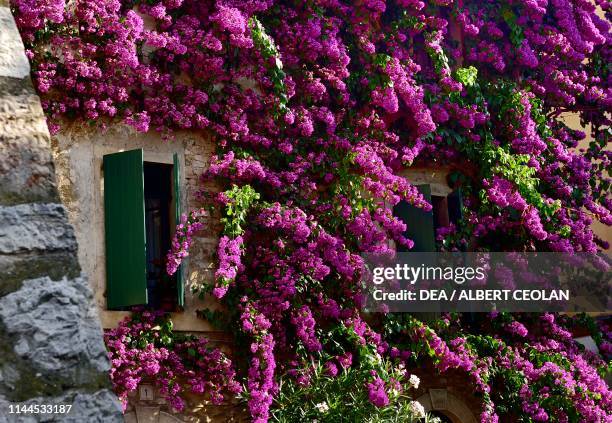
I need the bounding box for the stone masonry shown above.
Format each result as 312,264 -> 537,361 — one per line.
0,3 -> 122,422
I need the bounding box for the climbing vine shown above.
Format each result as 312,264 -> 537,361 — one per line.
11,0 -> 611,421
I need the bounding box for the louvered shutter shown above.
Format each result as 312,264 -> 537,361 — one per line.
173,153 -> 185,309
394,184 -> 436,252
103,149 -> 148,309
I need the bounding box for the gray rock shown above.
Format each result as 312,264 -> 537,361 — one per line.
0,252 -> 80,297
0,277 -> 110,384
0,6 -> 121,422
63,389 -> 124,422
0,275 -> 123,418
0,4 -> 58,207
0,204 -> 77,254
0,7 -> 30,79
0,79 -> 59,206
0,389 -> 123,423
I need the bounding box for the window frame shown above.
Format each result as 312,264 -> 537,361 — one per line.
392,168 -> 464,253
102,148 -> 185,311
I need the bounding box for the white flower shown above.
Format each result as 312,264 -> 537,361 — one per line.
314,402 -> 329,414
396,363 -> 407,377
409,401 -> 426,419
408,374 -> 420,389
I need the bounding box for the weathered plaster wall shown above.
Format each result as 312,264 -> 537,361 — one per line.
560,113 -> 612,246
121,386 -> 247,423
51,123 -> 226,333
0,4 -> 122,422
401,166 -> 453,196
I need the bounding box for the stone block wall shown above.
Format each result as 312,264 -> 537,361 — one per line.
0,4 -> 122,422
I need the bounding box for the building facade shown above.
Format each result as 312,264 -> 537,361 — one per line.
49,116 -> 485,422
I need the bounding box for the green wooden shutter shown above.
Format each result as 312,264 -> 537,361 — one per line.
173,153 -> 185,309
103,149 -> 148,309
448,188 -> 464,224
394,184 -> 436,252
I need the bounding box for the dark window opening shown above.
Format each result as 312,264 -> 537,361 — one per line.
393,185 -> 464,252
143,162 -> 177,311
432,195 -> 450,233
447,189 -> 463,225
393,185 -> 465,320
422,411 -> 454,423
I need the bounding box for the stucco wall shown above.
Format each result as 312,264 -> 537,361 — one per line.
560,113 -> 612,246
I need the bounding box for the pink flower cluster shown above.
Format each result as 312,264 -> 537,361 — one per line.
397,313 -> 612,421
105,310 -> 241,412
366,376 -> 390,407
166,209 -> 207,276
240,301 -> 277,423
213,235 -> 244,298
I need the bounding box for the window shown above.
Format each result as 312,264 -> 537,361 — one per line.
394,184 -> 465,320
103,149 -> 184,311
393,184 -> 463,252
144,163 -> 175,310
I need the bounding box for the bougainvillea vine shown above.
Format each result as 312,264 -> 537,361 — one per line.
11,0 -> 611,421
